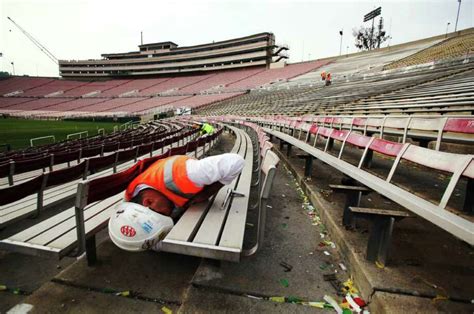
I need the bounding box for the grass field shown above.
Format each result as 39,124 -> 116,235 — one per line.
0,118 -> 122,150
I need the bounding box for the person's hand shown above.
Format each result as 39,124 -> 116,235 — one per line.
188,182 -> 224,204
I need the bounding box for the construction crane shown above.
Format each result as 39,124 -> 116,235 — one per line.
7,16 -> 58,65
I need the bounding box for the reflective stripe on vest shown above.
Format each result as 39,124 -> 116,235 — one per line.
163,156 -> 195,199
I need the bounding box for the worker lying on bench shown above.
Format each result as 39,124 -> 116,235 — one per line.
108,153 -> 245,252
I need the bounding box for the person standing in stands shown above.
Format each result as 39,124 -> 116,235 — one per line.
325,72 -> 332,86
321,71 -> 327,81
108,153 -> 245,251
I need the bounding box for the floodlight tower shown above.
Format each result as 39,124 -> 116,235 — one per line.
454,0 -> 461,31
339,30 -> 343,56
363,7 -> 382,50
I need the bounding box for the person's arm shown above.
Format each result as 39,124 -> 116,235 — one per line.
186,153 -> 245,187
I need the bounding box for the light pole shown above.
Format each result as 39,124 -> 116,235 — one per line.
10,62 -> 15,75
339,30 -> 343,56
445,22 -> 451,38
455,0 -> 461,31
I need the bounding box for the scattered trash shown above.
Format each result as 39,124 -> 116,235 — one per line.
342,278 -> 359,295
266,205 -> 273,208
115,291 -> 130,297
324,251 -> 331,256
320,262 -> 331,270
282,194 -> 286,198
246,223 -> 254,227
309,252 -> 313,255
0,284 -> 28,295
246,294 -> 263,300
323,273 -> 337,282
279,279 -> 289,287
319,240 -> 336,249
375,261 -> 385,269
270,296 -> 285,303
161,306 -> 173,314
301,301 -> 325,308
279,261 -> 293,272
286,296 -> 303,303
324,295 -> 343,314
345,294 -> 362,313
432,295 -> 448,302
281,223 -> 288,229
339,263 -> 347,271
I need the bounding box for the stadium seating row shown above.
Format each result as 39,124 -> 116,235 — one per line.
0,127 -> 183,187
250,118 -> 473,264
270,114 -> 474,150
198,58 -> 473,116
0,127 -> 196,228
383,31 -> 474,70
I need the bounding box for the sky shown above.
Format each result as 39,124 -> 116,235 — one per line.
0,0 -> 472,77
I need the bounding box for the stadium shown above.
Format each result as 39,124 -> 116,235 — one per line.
0,1 -> 473,313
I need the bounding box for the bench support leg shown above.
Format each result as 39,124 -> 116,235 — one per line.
304,156 -> 313,178
86,235 -> 97,266
463,178 -> 474,214
342,191 -> 362,228
362,150 -> 373,168
366,216 -> 395,266
418,139 -> 429,148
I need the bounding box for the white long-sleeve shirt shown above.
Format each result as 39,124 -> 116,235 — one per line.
132,153 -> 245,197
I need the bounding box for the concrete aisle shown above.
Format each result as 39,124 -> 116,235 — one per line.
8,160 -> 352,313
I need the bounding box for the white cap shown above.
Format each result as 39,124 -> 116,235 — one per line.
108,202 -> 174,252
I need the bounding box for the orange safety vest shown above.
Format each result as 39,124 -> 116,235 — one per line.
125,156 -> 203,207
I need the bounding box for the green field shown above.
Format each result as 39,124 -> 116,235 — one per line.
0,119 -> 122,150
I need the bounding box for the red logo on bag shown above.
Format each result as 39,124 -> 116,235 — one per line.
120,225 -> 136,237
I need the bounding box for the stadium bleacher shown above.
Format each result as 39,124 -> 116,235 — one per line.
384,31 -> 474,70
2,28 -> 474,313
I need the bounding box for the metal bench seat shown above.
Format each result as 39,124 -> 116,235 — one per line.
161,125 -> 252,261
263,127 -> 474,246
0,133 -> 213,260
0,131 -> 196,228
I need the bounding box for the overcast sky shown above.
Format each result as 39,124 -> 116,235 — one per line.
0,0 -> 472,77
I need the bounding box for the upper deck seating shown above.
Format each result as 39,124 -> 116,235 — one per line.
178,68 -> 265,93
170,93 -> 244,110
0,97 -> 35,109
227,60 -> 330,90
384,32 -> 474,70
98,78 -> 167,97
106,96 -> 190,113
61,80 -> 131,97
136,74 -> 214,96
20,80 -> 85,97
0,77 -> 54,96
3,98 -> 75,111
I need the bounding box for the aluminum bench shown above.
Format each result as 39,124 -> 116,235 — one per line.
0,131 -> 218,261
262,126 -> 473,261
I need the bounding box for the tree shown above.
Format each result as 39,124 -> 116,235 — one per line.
0,71 -> 10,77
353,17 -> 390,51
